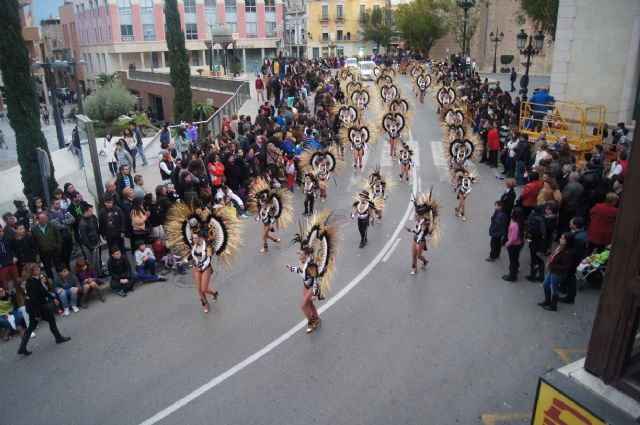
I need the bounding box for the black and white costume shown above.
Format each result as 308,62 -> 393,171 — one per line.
190,239 -> 211,272
289,257 -> 320,297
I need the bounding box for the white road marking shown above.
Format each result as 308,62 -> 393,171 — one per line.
381,238 -> 401,262
379,138 -> 392,167
137,132 -> 421,425
430,141 -> 450,182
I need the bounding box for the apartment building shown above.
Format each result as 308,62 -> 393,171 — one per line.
306,0 -> 386,59
58,0 -> 284,92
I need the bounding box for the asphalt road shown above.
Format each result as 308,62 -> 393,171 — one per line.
0,75 -> 600,425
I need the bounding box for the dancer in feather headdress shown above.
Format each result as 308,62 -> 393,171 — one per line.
350,190 -> 384,248
247,178 -> 293,252
299,144 -> 343,203
339,125 -> 371,170
398,142 -> 414,184
286,211 -> 339,334
381,111 -> 406,161
453,170 -> 478,222
165,203 -> 241,313
415,73 -> 432,104
406,189 -> 440,275
362,164 -> 395,224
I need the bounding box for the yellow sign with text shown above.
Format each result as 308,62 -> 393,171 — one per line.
532,379 -> 605,425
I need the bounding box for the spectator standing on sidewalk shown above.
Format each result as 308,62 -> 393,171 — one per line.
510,67 -> 517,92
0,225 -> 18,290
48,198 -> 75,269
131,122 -> 149,167
486,201 -> 507,261
256,75 -> 265,102
31,212 -> 62,279
77,202 -> 101,273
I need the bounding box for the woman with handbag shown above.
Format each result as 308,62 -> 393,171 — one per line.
18,263 -> 71,356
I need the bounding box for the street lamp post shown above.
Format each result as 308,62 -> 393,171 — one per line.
32,59 -> 66,149
516,29 -> 545,100
54,59 -> 87,114
455,0 -> 476,56
489,29 -> 504,73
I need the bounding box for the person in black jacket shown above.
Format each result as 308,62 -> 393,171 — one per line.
78,202 -> 101,273
99,194 -> 126,255
18,263 -> 71,356
500,178 -> 516,243
107,247 -> 135,297
13,224 -> 38,273
486,201 -> 507,261
525,205 -> 546,282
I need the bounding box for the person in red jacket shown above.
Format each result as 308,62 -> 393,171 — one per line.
487,122 -> 500,168
518,170 -> 542,217
207,154 -> 226,194
587,192 -> 619,253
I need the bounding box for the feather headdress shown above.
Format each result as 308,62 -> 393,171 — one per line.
165,203 -> 242,265
290,211 -> 340,300
299,144 -> 344,177
411,187 -> 441,246
246,177 -> 294,229
361,163 -> 396,195
339,124 -> 374,150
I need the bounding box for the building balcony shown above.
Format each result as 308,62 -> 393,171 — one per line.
121,35 -> 134,42
246,33 -> 259,38
335,15 -> 344,22
320,15 -> 329,23
21,26 -> 39,42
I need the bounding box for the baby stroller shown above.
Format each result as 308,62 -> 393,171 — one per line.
577,247 -> 610,291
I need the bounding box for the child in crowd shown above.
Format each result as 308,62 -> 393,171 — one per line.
166,183 -> 181,203
134,240 -> 166,283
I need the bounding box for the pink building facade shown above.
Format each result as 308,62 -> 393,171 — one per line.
59,0 -> 284,91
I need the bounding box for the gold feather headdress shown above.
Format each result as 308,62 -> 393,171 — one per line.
165,203 -> 242,265
246,177 -> 294,229
290,211 -> 340,300
411,187 -> 441,246
299,144 -> 344,177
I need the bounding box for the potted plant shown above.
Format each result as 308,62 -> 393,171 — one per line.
499,55 -> 514,73
229,61 -> 242,77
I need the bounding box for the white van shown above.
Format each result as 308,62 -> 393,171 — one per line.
358,61 -> 376,80
345,57 -> 358,69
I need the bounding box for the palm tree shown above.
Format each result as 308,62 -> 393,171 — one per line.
192,101 -> 214,121
96,72 -> 119,88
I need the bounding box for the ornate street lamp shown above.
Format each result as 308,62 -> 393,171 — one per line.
455,0 -> 476,56
32,59 -> 66,149
489,29 -> 504,73
53,58 -> 87,113
517,29 -> 545,99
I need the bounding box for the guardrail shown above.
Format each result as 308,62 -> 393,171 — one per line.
143,79 -> 251,148
128,70 -> 249,94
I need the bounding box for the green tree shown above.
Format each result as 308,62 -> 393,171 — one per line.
516,0 -> 559,41
96,72 -> 119,88
192,101 -> 214,122
395,0 -> 451,56
0,0 -> 57,200
360,5 -> 395,53
164,0 -> 193,123
84,82 -> 136,129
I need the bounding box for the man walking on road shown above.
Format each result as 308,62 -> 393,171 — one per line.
510,67 -> 517,92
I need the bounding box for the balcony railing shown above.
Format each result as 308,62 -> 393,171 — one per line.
320,15 -> 329,22
335,14 -> 344,21
128,70 -> 251,95
121,35 -> 134,41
